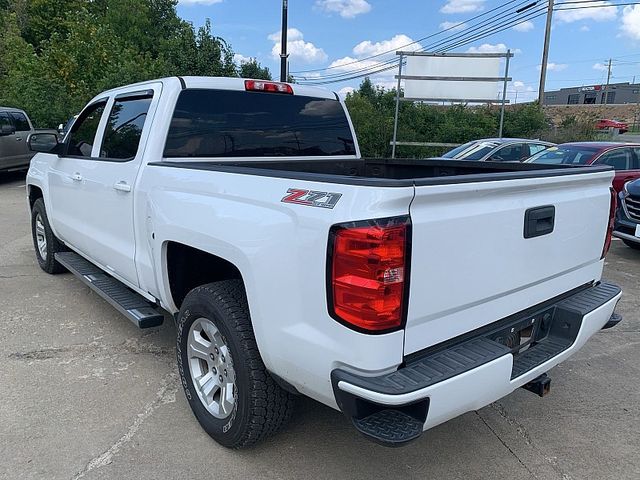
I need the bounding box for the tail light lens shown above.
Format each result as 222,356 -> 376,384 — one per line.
328,216 -> 411,333
244,80 -> 293,94
602,187 -> 617,259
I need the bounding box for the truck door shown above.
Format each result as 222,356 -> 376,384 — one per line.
48,85 -> 160,288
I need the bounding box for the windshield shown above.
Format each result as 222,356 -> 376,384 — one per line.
442,141 -> 498,160
527,145 -> 600,165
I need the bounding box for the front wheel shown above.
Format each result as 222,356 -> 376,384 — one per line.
31,198 -> 67,274
176,280 -> 294,448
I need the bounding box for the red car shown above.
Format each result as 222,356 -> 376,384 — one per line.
527,142 -> 640,192
596,119 -> 629,134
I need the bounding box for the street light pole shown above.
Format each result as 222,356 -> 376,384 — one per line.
538,0 -> 554,106
280,0 -> 289,82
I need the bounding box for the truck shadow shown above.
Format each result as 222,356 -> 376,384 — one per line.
0,170 -> 27,185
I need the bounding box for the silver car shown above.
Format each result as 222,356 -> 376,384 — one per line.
441,138 -> 555,162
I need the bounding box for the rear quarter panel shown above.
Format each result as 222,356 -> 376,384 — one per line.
137,164 -> 414,407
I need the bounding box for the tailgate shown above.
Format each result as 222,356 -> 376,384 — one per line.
404,169 -> 613,355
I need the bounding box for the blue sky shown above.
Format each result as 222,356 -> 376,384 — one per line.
176,0 -> 640,102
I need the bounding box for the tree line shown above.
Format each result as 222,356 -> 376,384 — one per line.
344,78 -> 550,158
0,0 -> 272,127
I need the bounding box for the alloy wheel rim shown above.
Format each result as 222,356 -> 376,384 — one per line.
35,214 -> 47,261
187,317 -> 237,419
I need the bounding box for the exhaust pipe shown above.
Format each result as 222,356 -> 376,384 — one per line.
522,373 -> 551,397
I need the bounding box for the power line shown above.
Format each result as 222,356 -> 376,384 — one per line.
295,0 -> 640,86
296,0 -> 542,84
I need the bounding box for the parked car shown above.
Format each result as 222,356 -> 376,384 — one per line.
613,178 -> 640,250
596,119 -> 629,134
526,142 -> 640,192
0,107 -> 58,172
440,138 -> 554,162
26,77 -> 622,448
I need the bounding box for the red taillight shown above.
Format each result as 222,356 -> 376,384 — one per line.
244,80 -> 293,94
602,187 -> 617,259
328,217 -> 410,333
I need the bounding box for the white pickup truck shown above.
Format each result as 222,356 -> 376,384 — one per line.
26,77 -> 622,448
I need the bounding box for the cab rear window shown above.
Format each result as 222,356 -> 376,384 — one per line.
164,89 -> 356,158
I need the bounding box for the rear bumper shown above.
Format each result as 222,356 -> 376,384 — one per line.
332,282 -> 621,445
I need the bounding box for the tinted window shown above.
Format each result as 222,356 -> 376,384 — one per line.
164,89 -> 356,158
492,143 -> 524,162
527,145 -> 600,165
9,112 -> 30,131
0,112 -> 12,130
66,102 -> 106,157
100,96 -> 152,159
597,149 -> 632,170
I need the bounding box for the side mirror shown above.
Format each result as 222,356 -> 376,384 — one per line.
0,124 -> 16,136
28,133 -> 61,154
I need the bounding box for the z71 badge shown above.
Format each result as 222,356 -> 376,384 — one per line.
281,188 -> 342,209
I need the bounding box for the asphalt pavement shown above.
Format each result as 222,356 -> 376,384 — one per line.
1,171 -> 639,480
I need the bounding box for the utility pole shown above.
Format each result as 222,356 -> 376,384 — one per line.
538,0 -> 554,106
280,0 -> 289,82
603,58 -> 612,105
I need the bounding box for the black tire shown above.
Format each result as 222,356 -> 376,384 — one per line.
31,198 -> 67,274
623,239 -> 640,250
176,280 -> 294,448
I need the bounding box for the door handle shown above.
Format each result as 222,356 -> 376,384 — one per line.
113,181 -> 131,193
70,173 -> 82,182
16,137 -> 22,141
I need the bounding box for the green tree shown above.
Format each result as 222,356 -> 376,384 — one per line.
238,59 -> 272,80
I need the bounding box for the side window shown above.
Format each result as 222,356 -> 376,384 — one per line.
9,112 -> 30,131
0,112 -> 12,131
529,144 -> 548,156
100,95 -> 152,160
598,149 -> 631,170
66,102 -> 106,157
492,144 -> 523,162
632,148 -> 640,169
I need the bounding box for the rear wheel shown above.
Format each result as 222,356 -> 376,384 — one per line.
176,280 -> 294,448
31,198 -> 67,274
622,239 -> 640,250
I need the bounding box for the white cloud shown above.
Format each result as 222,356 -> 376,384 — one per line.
620,5 -> 640,40
513,20 -> 534,32
338,86 -> 355,98
513,80 -> 525,88
352,34 -> 420,57
234,54 -> 252,64
268,28 -> 328,64
314,0 -> 371,18
440,0 -> 485,14
555,1 -> 617,23
593,62 -> 608,71
537,62 -> 568,72
178,0 -> 223,4
466,43 -> 520,54
440,21 -> 467,32
580,25 -> 590,32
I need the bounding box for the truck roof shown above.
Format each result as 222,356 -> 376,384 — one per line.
96,76 -> 338,101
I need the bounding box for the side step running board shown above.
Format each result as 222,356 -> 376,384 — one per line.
55,252 -> 164,328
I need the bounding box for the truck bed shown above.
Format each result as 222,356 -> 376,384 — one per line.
150,158 -> 611,186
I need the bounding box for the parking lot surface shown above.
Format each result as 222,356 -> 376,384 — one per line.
1,171 -> 639,480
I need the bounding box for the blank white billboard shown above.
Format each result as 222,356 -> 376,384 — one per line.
404,55 -> 502,101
